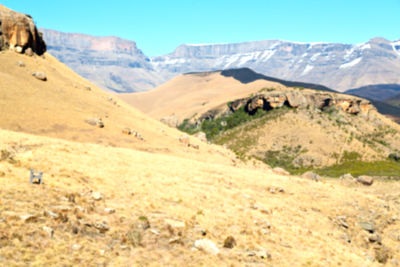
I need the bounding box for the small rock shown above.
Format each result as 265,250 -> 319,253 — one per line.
337,216 -> 349,228
15,46 -> 23,53
42,226 -> 54,238
390,259 -> 399,266
85,118 -> 104,128
94,223 -> 110,233
99,249 -> 105,256
340,173 -> 354,180
194,132 -> 207,142
272,167 -> 290,176
256,250 -> 272,259
301,171 -> 320,181
178,135 -> 190,146
25,48 -> 33,56
104,208 -> 115,214
32,72 -> 47,81
137,216 -> 151,230
223,236 -> 236,248
165,219 -> 186,229
72,244 -> 82,250
19,214 -> 37,223
85,86 -> 91,91
360,221 -> 375,233
92,192 -> 103,201
122,128 -> 132,135
150,229 -> 160,235
194,239 -> 219,255
168,237 -> 182,244
369,233 -> 382,244
189,143 -> 199,150
17,60 -> 25,67
357,176 -> 374,186
44,210 -> 59,219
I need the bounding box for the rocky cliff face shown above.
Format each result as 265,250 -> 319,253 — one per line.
42,29 -> 400,93
153,38 -> 400,92
41,29 -> 164,92
0,5 -> 46,55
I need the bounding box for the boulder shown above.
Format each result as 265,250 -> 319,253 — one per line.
301,171 -> 320,181
17,60 -> 25,67
0,6 -> 46,54
357,176 -> 374,186
122,128 -> 132,135
266,95 -> 287,108
32,72 -> 46,81
286,91 -> 307,108
223,236 -> 236,248
178,135 -> 190,146
24,47 -> 33,56
92,191 -> 103,200
340,173 -> 354,180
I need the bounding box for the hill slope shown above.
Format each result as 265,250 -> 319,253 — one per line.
123,69 -> 400,173
346,84 -> 400,101
1,5 -> 400,266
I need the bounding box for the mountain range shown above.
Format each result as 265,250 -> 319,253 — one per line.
42,29 -> 400,95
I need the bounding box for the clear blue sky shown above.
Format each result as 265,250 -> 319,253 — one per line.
2,0 -> 399,56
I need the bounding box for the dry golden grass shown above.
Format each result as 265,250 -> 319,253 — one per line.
1,128 -> 400,266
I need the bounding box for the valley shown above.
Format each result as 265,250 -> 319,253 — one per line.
1,3 -> 400,266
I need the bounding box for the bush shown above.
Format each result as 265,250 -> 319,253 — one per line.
389,153 -> 400,161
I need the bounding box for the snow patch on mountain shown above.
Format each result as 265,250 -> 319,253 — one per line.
392,41 -> 400,56
339,57 -> 362,69
301,65 -> 314,76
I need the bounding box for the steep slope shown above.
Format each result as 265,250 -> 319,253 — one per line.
42,29 -> 400,93
41,29 -> 164,93
122,69 -> 400,174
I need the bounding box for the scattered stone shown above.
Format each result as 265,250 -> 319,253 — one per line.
150,229 -> 160,235
357,176 -> 374,186
168,237 -> 183,244
269,188 -> 276,194
301,171 -> 320,181
369,233 -> 382,244
19,214 -> 37,223
340,173 -> 354,180
92,192 -> 103,201
122,128 -> 132,135
165,219 -> 186,229
94,222 -> 110,233
104,208 -> 115,214
223,236 -> 236,248
337,216 -> 349,229
0,171 -> 5,177
17,60 -> 25,67
44,210 -> 59,219
374,246 -> 390,264
99,249 -> 105,256
248,250 -> 271,259
178,135 -> 190,146
42,226 -> 54,238
360,221 -> 375,233
15,46 -> 23,53
85,86 -> 91,91
194,239 -> 219,255
194,131 -> 207,142
72,244 -> 82,250
32,72 -> 47,81
107,97 -> 113,101
137,216 -> 151,230
272,167 -> 290,176
189,143 -> 199,149
25,48 -> 33,56
52,206 -> 72,212
85,118 -> 104,128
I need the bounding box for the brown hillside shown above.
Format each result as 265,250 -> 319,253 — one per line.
0,50 -> 235,164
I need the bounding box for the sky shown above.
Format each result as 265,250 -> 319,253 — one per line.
2,0 -> 399,56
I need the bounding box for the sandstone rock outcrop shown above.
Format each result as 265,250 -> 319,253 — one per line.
0,5 -> 46,55
229,90 -> 375,117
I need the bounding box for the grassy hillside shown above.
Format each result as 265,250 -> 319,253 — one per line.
2,127 -> 400,266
